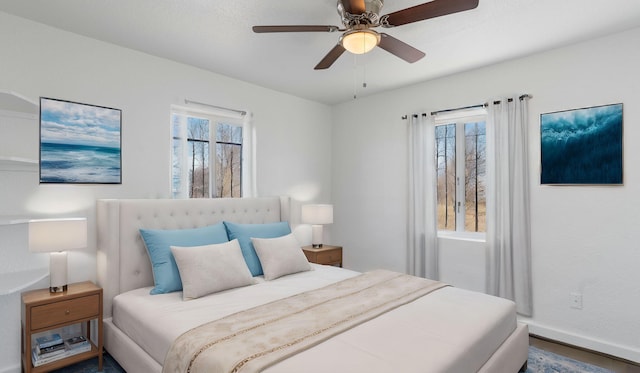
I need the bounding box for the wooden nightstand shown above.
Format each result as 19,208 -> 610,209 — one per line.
21,281 -> 103,373
302,245 -> 343,267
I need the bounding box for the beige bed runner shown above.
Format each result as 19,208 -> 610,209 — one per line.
162,269 -> 447,373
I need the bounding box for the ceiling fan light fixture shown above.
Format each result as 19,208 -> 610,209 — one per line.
341,29 -> 380,54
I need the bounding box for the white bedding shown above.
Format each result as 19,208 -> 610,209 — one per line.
113,264 -> 517,373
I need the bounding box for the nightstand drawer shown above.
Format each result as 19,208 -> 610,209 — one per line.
316,250 -> 342,264
31,294 -> 100,330
303,245 -> 343,267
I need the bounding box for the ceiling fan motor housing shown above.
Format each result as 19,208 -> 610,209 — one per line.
338,0 -> 384,27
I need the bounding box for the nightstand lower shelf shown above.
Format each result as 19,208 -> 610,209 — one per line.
30,344 -> 100,372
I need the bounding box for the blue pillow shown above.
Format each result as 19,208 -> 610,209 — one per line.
223,221 -> 291,276
140,223 -> 229,294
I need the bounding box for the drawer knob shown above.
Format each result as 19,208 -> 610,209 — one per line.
65,310 -> 70,315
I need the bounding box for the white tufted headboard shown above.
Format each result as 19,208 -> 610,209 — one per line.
96,197 -> 290,318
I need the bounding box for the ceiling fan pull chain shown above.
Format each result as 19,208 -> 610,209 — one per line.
353,54 -> 358,99
363,54 -> 367,89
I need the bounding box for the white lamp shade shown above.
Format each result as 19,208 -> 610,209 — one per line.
301,204 -> 333,225
28,218 -> 88,252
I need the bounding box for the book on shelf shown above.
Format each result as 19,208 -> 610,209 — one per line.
37,342 -> 65,356
66,342 -> 91,354
31,347 -> 64,367
35,333 -> 63,349
64,335 -> 89,349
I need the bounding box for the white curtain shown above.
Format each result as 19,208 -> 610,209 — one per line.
485,96 -> 533,316
407,114 -> 439,279
242,111 -> 256,197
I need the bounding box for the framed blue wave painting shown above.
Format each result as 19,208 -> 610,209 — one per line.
40,97 -> 122,184
540,103 -> 623,185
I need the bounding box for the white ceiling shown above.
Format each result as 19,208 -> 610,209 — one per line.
1,0 -> 640,105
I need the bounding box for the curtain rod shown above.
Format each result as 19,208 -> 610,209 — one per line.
430,103 -> 485,116
401,94 -> 532,119
184,99 -> 247,116
431,94 -> 532,116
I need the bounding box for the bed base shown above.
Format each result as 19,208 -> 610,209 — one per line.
105,318 -> 162,373
104,318 -> 528,373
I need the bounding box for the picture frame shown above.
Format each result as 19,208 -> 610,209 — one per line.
540,103 -> 623,185
39,97 -> 122,184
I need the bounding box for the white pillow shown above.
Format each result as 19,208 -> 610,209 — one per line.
251,233 -> 311,280
170,239 -> 255,300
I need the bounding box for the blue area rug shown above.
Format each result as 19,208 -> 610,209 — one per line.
52,347 -> 614,372
526,346 -> 613,373
50,353 -> 124,373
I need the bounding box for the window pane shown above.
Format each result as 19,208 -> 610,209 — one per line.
188,139 -> 209,198
464,122 -> 486,232
215,123 -> 242,198
171,114 -> 185,198
436,124 -> 456,231
171,137 -> 182,198
187,117 -> 210,198
171,114 -> 211,198
188,117 -> 209,140
216,122 -> 242,144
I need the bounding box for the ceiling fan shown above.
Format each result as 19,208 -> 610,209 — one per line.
253,0 -> 479,70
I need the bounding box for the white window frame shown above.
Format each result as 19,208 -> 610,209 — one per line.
435,109 -> 487,240
171,105 -> 244,198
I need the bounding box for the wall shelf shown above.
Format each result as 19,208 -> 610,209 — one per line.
0,91 -> 39,172
0,216 -> 31,226
0,156 -> 38,172
0,268 -> 48,296
0,90 -> 38,114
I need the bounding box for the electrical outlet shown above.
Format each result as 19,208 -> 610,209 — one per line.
570,292 -> 583,309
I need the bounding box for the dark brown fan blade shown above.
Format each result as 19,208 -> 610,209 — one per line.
378,33 -> 425,63
341,0 -> 366,14
253,25 -> 339,33
384,0 -> 479,27
314,44 -> 347,70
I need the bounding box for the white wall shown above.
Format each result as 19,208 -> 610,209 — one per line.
0,12 -> 332,372
332,28 -> 640,362
2,9 -> 639,372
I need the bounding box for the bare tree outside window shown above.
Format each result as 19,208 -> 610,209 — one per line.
187,117 -> 209,198
464,122 -> 486,232
215,123 -> 242,198
436,124 -> 456,231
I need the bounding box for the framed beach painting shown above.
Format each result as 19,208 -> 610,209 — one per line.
540,103 -> 623,185
39,97 -> 122,184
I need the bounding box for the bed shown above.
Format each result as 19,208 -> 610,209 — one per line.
96,197 -> 529,373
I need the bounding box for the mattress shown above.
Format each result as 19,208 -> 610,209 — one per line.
112,265 -> 517,373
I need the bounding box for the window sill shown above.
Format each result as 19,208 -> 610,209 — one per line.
437,231 -> 486,243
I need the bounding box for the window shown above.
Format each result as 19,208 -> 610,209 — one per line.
172,110 -> 243,198
435,112 -> 487,234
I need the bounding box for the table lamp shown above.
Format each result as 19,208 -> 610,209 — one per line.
301,204 -> 333,248
28,218 -> 87,292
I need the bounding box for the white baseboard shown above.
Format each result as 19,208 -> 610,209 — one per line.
521,320 -> 640,363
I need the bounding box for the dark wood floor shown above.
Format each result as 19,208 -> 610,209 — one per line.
530,335 -> 640,373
